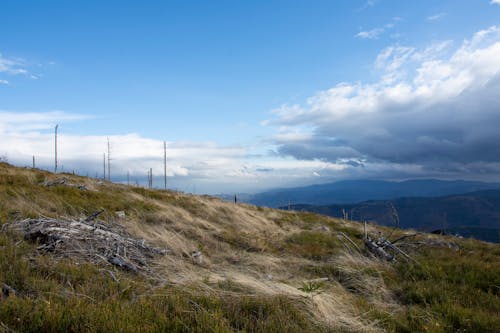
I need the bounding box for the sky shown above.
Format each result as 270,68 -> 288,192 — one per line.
1,0 -> 500,193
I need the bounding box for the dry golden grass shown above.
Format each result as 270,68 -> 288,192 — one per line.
1,162 -> 499,332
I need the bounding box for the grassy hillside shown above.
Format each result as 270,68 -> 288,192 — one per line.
0,162 -> 499,332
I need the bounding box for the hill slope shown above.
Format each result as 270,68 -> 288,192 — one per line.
0,163 -> 499,332
246,179 -> 500,207
289,190 -> 500,243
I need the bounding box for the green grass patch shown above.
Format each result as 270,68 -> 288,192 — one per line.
372,239 -> 500,332
283,231 -> 340,260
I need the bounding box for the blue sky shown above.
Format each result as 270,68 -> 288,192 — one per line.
1,0 -> 500,193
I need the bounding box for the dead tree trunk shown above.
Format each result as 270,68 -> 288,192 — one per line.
54,124 -> 58,173
107,137 -> 111,181
163,141 -> 167,190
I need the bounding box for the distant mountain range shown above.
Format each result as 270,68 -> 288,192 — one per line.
244,179 -> 500,208
287,190 -> 500,243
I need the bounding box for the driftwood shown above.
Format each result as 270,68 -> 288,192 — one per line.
4,214 -> 168,274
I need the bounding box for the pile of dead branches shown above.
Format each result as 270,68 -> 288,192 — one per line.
361,224 -> 459,263
332,230 -> 414,263
335,224 -> 422,264
363,233 -> 417,263
3,213 -> 168,274
43,177 -> 88,190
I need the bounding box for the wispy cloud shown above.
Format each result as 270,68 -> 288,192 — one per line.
0,54 -> 28,75
267,26 -> 500,182
491,0 -> 500,5
0,52 -> 37,82
427,12 -> 447,21
357,0 -> 379,12
0,111 -> 90,132
374,40 -> 453,82
356,28 -> 384,40
355,17 -> 400,40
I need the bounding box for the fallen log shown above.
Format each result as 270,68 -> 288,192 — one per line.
364,238 -> 394,261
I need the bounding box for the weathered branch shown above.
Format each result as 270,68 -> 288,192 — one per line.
364,238 -> 394,261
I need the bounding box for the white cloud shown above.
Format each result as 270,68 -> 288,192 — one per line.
0,53 -> 28,75
491,0 -> 500,5
357,0 -> 379,12
375,45 -> 415,71
0,111 -> 345,193
356,28 -> 384,40
356,17 -> 400,40
267,26 -> 500,182
0,111 -> 89,133
427,13 -> 447,21
0,52 -> 36,83
373,40 -> 453,84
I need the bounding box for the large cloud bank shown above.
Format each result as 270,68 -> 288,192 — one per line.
269,26 -> 500,180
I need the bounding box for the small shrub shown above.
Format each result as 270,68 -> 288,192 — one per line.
298,281 -> 323,294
